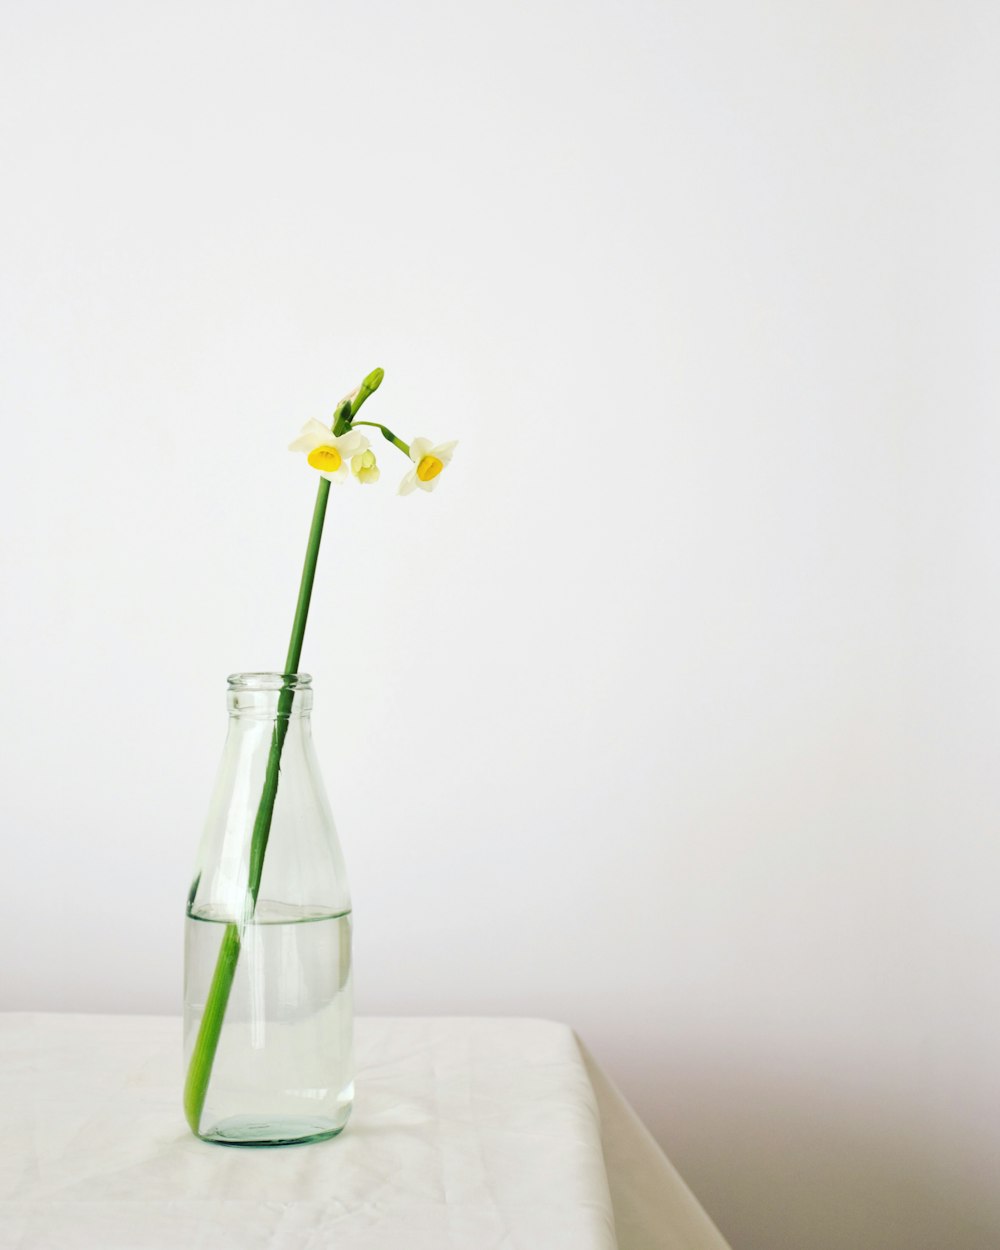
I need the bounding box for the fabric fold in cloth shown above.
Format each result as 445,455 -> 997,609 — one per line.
0,1013 -> 729,1250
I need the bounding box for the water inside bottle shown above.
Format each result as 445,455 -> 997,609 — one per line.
184,902 -> 354,1145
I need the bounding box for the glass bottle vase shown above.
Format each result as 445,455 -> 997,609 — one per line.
183,672 -> 353,1146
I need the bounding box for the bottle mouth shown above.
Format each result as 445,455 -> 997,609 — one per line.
227,672 -> 312,691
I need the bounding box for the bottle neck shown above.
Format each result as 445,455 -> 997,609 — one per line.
226,672 -> 314,721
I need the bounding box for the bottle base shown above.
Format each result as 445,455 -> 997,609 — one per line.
197,1110 -> 351,1147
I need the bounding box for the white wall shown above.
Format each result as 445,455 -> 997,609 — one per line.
2,3 -> 999,1247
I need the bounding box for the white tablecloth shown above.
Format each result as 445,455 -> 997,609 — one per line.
0,1014 -> 730,1250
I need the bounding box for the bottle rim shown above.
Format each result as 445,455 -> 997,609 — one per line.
227,672 -> 313,691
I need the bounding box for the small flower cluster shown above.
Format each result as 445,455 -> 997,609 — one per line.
288,368 -> 457,496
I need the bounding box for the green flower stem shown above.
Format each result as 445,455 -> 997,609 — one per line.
349,420 -> 410,457
247,477 -> 330,903
183,480 -> 330,1136
183,371 -> 382,1137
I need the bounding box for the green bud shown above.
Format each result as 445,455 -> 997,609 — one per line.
347,366 -> 385,418
331,397 -> 353,437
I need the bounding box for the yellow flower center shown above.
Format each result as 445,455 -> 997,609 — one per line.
417,454 -> 444,482
307,445 -> 342,473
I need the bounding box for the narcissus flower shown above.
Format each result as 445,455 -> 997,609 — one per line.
351,449 -> 380,484
289,419 -> 370,484
398,438 -> 458,496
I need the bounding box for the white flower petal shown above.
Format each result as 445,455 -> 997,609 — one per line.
417,475 -> 438,492
336,430 -> 369,457
431,440 -> 457,465
409,437 -> 433,464
289,418 -> 334,453
398,470 -> 418,496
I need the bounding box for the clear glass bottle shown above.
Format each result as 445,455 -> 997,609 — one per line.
183,672 -> 353,1146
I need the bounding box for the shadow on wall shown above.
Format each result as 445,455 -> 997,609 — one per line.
627,1055 -> 1000,1250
